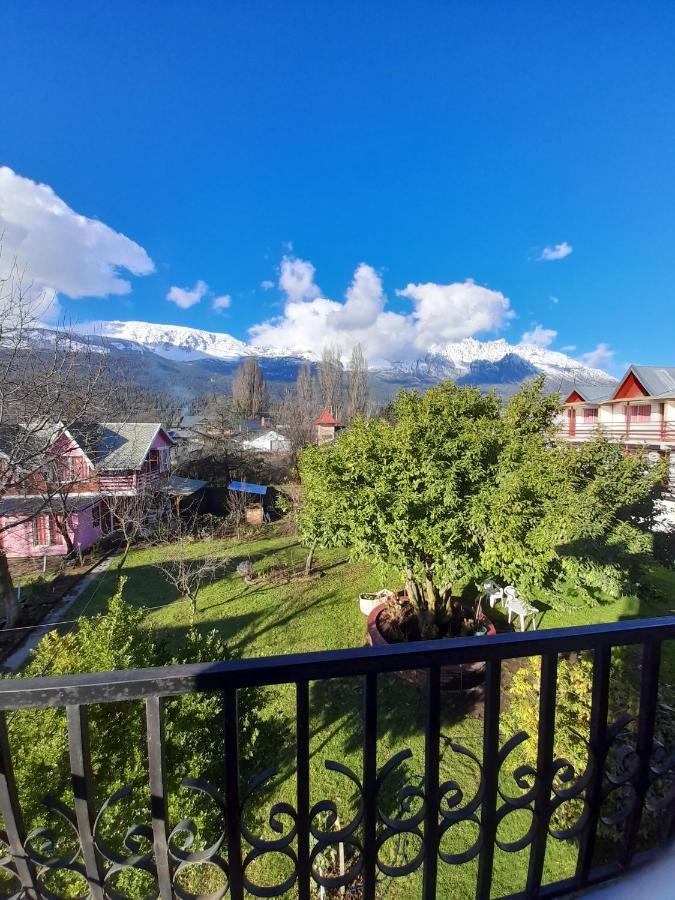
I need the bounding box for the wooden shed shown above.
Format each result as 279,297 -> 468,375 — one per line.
227,481 -> 274,524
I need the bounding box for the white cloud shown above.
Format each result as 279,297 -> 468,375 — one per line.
539,241 -> 573,261
278,255 -> 321,303
580,343 -> 614,369
549,295 -> 559,304
561,344 -> 576,352
212,294 -> 231,312
521,324 -> 557,348
396,279 -> 513,347
0,166 -> 154,300
250,256 -> 514,366
261,280 -> 275,290
166,279 -> 208,309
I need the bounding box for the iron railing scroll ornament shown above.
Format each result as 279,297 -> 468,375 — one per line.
0,618 -> 673,898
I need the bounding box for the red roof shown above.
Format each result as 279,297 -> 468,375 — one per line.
613,370 -> 648,400
563,390 -> 586,404
315,409 -> 339,426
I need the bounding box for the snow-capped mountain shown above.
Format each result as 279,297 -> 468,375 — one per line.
66,319 -> 616,400
74,320 -> 257,361
415,337 -> 615,387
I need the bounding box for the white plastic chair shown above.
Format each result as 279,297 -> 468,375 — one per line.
503,586 -> 538,632
483,580 -> 504,608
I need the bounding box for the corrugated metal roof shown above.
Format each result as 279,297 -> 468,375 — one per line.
630,366 -> 675,398
227,481 -> 267,495
565,384 -> 613,403
162,476 -> 207,496
0,422 -> 62,460
180,415 -> 211,428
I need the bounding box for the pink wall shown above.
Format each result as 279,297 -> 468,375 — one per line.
0,504 -> 102,559
72,506 -> 102,552
151,430 -> 173,449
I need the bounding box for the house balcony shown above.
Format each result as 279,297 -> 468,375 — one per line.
561,422 -> 675,447
98,470 -> 167,495
0,617 -> 674,898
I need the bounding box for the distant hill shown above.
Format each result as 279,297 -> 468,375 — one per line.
50,319 -> 617,404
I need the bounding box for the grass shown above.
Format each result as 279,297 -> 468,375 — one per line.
40,530 -> 675,897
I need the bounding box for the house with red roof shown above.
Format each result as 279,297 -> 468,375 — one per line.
315,409 -> 342,445
561,365 -> 675,520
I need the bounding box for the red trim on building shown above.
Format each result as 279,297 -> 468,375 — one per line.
614,371 -> 648,400
563,390 -> 586,404
567,408 -> 576,437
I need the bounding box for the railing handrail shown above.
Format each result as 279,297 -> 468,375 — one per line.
561,423 -> 675,437
2,615 -> 674,709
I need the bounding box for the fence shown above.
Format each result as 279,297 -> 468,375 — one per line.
0,617 -> 674,898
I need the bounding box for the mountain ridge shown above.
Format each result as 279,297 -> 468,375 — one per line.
74,319 -> 615,388
58,319 -> 619,405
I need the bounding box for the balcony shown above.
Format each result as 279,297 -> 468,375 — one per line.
0,617 -> 674,899
561,422 -> 675,446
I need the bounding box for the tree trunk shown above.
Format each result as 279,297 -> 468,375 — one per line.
405,567 -> 425,609
117,540 -> 131,578
55,514 -> 75,557
305,539 -> 318,576
0,551 -> 21,628
424,577 -> 440,613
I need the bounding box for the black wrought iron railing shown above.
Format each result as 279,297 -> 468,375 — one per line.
1,617 -> 675,899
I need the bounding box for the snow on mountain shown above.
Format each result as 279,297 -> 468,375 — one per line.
422,337 -> 616,386
74,320 -> 256,362
69,320 -> 615,391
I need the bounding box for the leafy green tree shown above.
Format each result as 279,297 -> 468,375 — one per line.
300,377 -> 665,618
300,381 -> 502,617
472,382 -> 666,600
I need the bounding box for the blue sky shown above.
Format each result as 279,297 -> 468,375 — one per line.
2,1 -> 675,372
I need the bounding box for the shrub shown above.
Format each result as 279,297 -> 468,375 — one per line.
503,651 -> 675,841
5,580 -> 279,895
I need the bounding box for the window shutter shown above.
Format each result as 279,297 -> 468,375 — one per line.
35,516 -> 48,545
48,516 -> 64,545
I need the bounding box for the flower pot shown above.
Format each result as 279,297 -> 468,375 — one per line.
365,603 -> 496,691
358,590 -> 395,617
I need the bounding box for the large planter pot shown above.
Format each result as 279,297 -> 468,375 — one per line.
366,603 -> 496,691
358,590 -> 395,616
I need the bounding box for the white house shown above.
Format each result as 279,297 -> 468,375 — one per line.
239,428 -> 291,454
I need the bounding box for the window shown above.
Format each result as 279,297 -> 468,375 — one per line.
32,516 -> 48,546
629,404 -> 652,421
92,502 -> 101,530
583,407 -> 599,422
148,448 -> 159,472
68,456 -> 89,480
48,516 -> 64,545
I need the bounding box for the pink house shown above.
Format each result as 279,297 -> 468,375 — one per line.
0,422 -> 175,559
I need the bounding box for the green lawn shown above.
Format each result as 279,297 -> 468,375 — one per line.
49,532 -> 675,897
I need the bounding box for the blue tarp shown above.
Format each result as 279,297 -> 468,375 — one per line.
228,481 -> 268,496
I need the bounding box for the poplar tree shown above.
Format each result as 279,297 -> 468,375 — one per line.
232,358 -> 269,418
